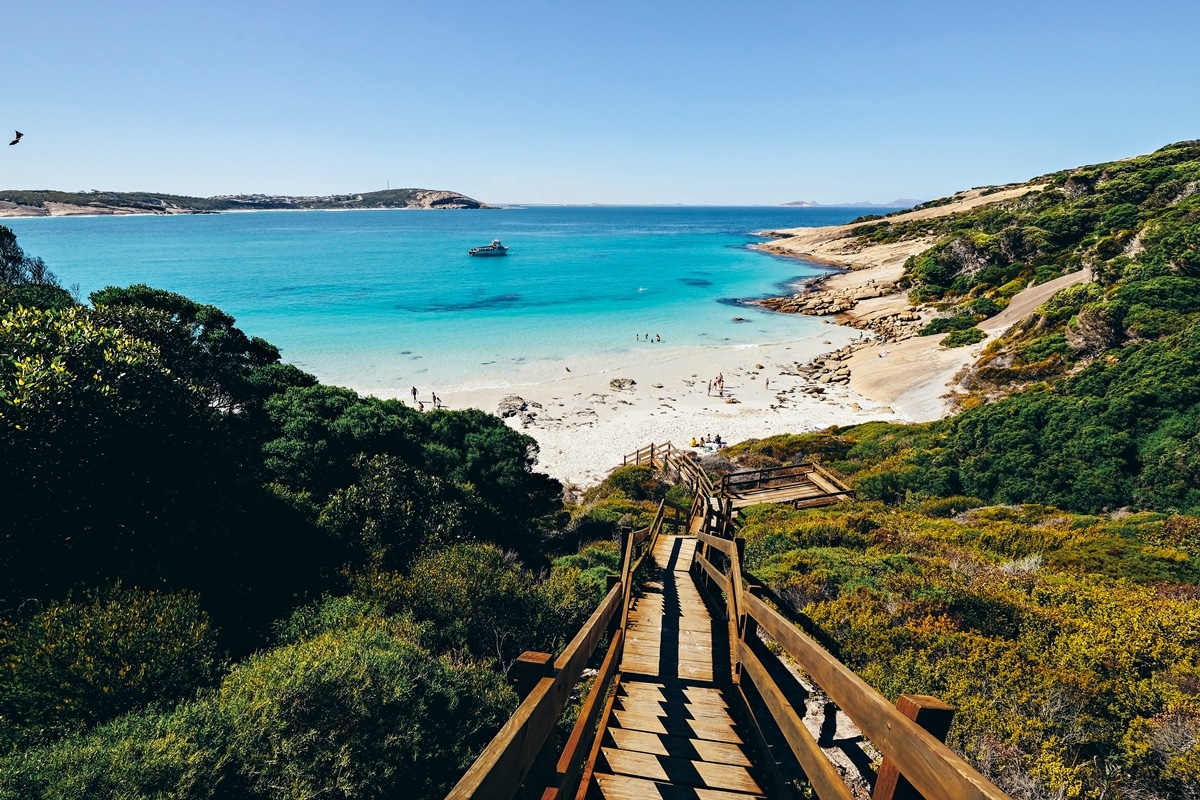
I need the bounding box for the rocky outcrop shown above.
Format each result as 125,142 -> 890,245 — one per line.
497,395 -> 541,427
757,281 -> 897,317
410,190 -> 485,209
758,283 -> 926,345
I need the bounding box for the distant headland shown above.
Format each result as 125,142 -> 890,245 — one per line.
0,188 -> 489,217
781,198 -> 921,208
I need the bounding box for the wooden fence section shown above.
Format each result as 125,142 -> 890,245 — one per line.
691,531 -> 1013,800
446,501 -> 669,800
449,445 -> 1012,800
623,441 -> 716,499
624,442 -> 854,513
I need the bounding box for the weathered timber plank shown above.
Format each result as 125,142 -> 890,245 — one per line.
613,696 -> 736,724
624,631 -> 720,651
592,773 -> 765,800
696,552 -> 730,592
554,629 -> 624,800
618,661 -> 717,682
626,618 -> 721,633
599,747 -> 764,794
606,729 -> 753,766
695,532 -> 739,556
743,593 -> 1013,800
618,654 -> 716,671
618,683 -> 729,708
610,709 -> 742,743
737,640 -> 854,800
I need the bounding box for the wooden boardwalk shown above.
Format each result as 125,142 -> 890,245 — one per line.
585,535 -> 769,799
448,447 -> 1013,800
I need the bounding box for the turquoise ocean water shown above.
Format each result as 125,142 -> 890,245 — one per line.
3,206 -> 871,394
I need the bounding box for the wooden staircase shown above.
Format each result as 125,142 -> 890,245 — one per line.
447,445 -> 1014,800
585,534 -> 766,799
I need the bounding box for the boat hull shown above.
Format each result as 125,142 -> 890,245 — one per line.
469,249 -> 508,257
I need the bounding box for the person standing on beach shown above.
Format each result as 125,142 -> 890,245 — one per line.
411,386 -> 418,404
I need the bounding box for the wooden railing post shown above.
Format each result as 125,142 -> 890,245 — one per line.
872,695 -> 956,800
515,652 -> 556,797
727,537 -> 744,682
743,584 -> 763,643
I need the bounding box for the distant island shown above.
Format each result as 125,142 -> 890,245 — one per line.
0,188 -> 488,217
781,198 -> 922,208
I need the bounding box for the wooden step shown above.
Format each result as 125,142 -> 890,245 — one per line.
592,772 -> 765,800
599,747 -> 764,795
606,729 -> 753,766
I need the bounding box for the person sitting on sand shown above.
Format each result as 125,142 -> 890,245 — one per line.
690,437 -> 698,447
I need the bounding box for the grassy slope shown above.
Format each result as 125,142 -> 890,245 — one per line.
722,142 -> 1200,799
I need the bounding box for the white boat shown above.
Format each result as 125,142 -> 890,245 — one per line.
469,239 -> 509,257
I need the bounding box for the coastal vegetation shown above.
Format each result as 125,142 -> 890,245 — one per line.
717,141 -> 1200,798
0,232 -> 622,799
0,187 -> 486,215
5,140 -> 1200,800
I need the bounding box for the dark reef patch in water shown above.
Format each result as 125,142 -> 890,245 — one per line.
397,293 -> 523,313
678,277 -> 714,287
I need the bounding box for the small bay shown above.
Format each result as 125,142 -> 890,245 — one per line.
4,206 -> 870,394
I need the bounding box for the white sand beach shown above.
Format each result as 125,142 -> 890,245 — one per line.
431,332 -> 898,489
366,182 -> 1089,489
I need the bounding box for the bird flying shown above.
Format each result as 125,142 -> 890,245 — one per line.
9,131 -> 23,146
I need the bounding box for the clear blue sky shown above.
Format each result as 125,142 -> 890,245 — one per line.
3,0 -> 1198,204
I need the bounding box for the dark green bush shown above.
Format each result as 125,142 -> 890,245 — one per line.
943,327 -> 987,347
218,625 -> 514,800
0,586 -> 218,750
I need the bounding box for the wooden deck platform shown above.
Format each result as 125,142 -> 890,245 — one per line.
586,535 -> 770,799
726,468 -> 851,511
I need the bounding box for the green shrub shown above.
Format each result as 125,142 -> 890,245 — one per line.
599,465 -> 663,501
218,625 -> 514,800
920,314 -> 978,336
943,327 -> 987,348
0,702 -> 224,800
0,586 -> 218,750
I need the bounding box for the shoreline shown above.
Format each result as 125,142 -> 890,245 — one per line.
359,329 -> 901,490
390,180 -> 1088,489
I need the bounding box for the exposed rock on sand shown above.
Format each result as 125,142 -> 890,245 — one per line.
750,182 -> 1097,420
497,395 -> 538,427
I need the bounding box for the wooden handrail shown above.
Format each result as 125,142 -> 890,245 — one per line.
446,582 -> 624,800
737,639 -> 855,800
548,627 -> 624,800
695,531 -> 737,557
741,593 -> 1011,800
456,442 -> 1007,800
